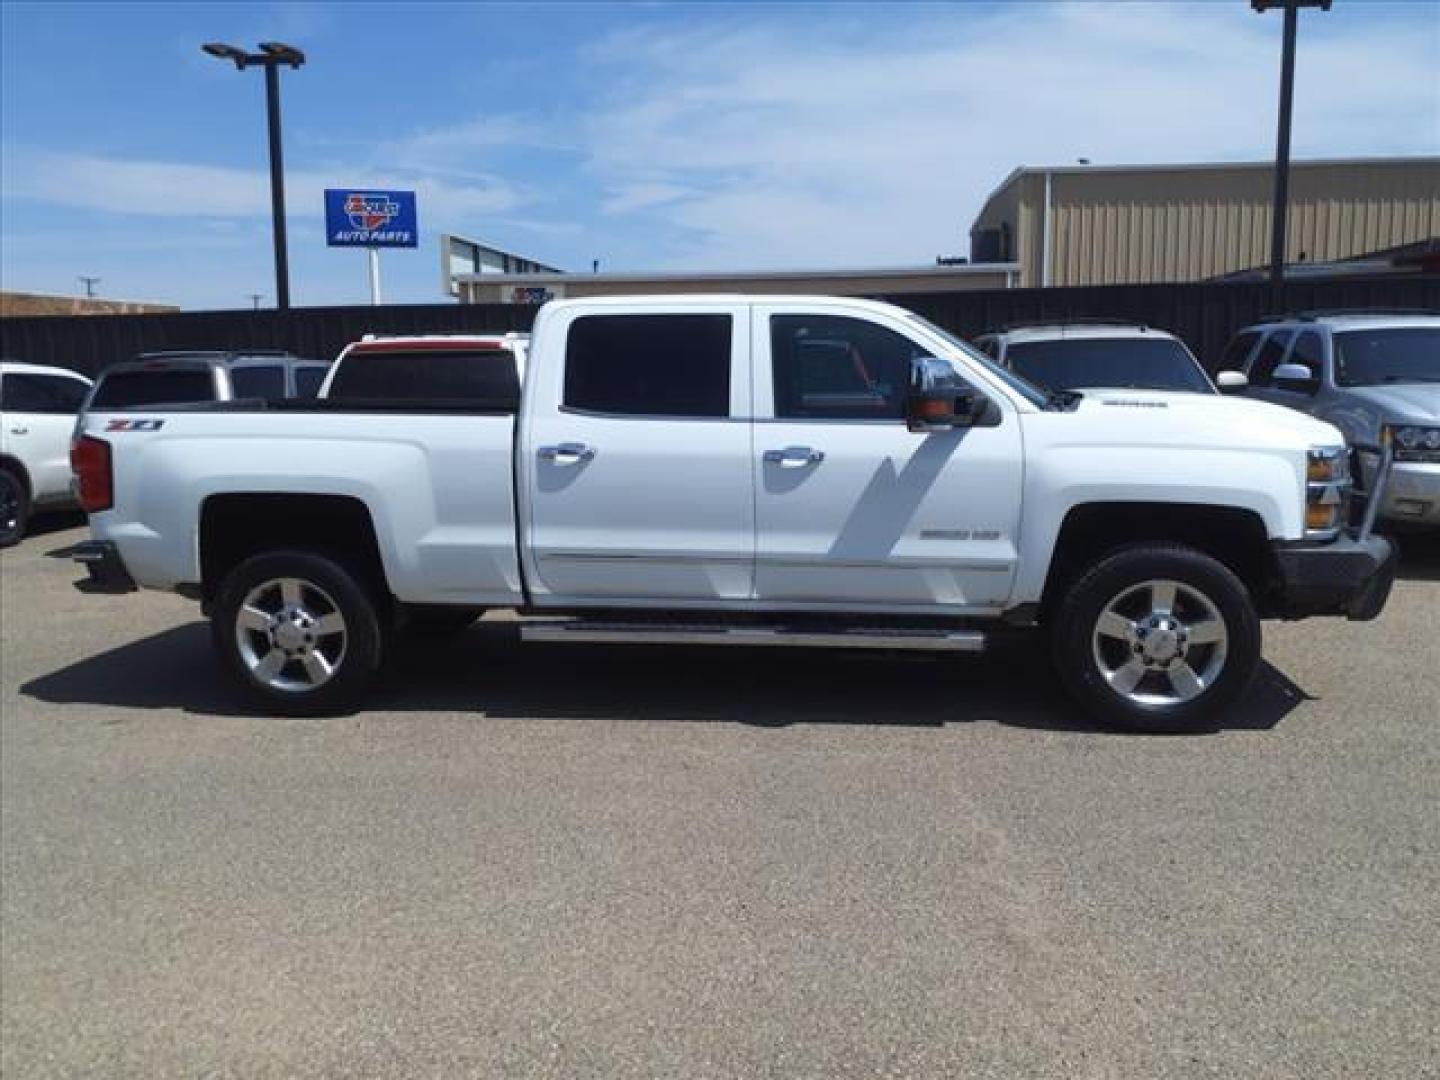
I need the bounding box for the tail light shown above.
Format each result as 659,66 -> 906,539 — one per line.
70,436 -> 113,513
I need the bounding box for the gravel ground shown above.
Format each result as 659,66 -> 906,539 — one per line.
2,520 -> 1437,1079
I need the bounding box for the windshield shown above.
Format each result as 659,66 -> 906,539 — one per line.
901,313 -> 1051,408
1005,338 -> 1215,394
1333,328 -> 1440,386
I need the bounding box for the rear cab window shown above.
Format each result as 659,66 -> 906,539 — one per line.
329,347 -> 520,406
91,367 -> 217,408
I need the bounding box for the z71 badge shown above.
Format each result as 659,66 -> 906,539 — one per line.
104,418 -> 165,432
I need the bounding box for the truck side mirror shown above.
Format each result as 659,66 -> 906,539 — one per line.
1273,363 -> 1318,394
1216,370 -> 1248,394
905,356 -> 996,433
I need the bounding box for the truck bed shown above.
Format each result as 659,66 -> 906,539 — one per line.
82,404 -> 524,606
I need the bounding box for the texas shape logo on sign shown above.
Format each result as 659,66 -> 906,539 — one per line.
344,193 -> 399,231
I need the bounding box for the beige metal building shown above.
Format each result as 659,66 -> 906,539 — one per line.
453,263 -> 1018,305
970,156 -> 1440,288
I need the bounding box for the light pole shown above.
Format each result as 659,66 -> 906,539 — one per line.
1251,0 -> 1330,308
202,41 -> 305,310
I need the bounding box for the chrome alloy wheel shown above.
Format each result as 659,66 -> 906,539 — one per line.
234,577 -> 348,692
1090,579 -> 1228,707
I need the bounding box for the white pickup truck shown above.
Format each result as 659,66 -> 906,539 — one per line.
71,296 -> 1396,732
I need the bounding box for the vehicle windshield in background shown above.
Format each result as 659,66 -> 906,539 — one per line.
1333,328 -> 1440,386
1005,338 -> 1215,393
229,365 -> 287,399
90,369 -> 215,407
327,349 -> 520,403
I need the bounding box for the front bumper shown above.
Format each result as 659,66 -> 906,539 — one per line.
72,541 -> 137,594
1270,530 -> 1396,622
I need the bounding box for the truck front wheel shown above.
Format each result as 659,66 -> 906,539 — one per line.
1051,544 -> 1261,733
212,550 -> 384,716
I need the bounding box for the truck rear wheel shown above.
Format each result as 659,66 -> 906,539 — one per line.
1051,544 -> 1261,733
212,550 -> 383,716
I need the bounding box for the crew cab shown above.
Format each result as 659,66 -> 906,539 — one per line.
70,296 -> 1396,732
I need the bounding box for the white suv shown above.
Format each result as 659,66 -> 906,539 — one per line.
1,361 -> 93,545
972,321 -> 1224,395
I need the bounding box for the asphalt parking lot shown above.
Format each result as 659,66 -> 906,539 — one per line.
2,519 -> 1437,1079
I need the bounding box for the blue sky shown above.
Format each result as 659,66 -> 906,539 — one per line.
2,1 -> 1436,310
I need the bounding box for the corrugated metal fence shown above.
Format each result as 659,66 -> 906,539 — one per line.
3,274 -> 1436,378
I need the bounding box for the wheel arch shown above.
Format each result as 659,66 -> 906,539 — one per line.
199,493 -> 391,611
0,454 -> 33,498
1039,502 -> 1278,618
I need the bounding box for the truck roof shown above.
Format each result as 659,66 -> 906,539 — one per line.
348,333 -> 525,352
0,360 -> 92,381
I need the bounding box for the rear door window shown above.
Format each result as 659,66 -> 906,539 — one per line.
229,365 -> 287,399
91,369 -> 216,407
328,348 -> 520,405
293,366 -> 328,398
1,373 -> 90,413
563,315 -> 731,417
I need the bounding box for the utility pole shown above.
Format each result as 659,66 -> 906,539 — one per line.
1251,0 -> 1331,309
78,276 -> 101,298
202,41 -> 305,310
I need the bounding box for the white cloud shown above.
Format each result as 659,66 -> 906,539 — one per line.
1,147 -> 524,225
570,2 -> 1439,269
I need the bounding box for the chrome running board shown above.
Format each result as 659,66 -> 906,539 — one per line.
519,621 -> 984,652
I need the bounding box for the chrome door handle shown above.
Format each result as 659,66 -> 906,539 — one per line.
538,442 -> 596,464
763,446 -> 824,468
9,426 -> 28,435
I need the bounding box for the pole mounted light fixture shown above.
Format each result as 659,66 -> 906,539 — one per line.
202,40 -> 305,309
1251,0 -> 1331,309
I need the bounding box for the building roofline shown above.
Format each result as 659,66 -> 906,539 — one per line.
973,154 -> 1440,228
455,262 -> 1019,286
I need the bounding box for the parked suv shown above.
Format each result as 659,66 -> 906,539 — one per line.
1219,311 -> 1439,528
1,361 -> 93,545
972,321 -> 1223,395
84,350 -> 329,412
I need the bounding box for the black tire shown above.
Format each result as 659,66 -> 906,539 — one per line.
211,550 -> 384,716
400,606 -> 484,637
1050,543 -> 1261,734
0,468 -> 30,548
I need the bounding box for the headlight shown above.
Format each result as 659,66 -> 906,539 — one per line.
1306,445 -> 1348,483
1386,425 -> 1440,464
1305,445 -> 1351,536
